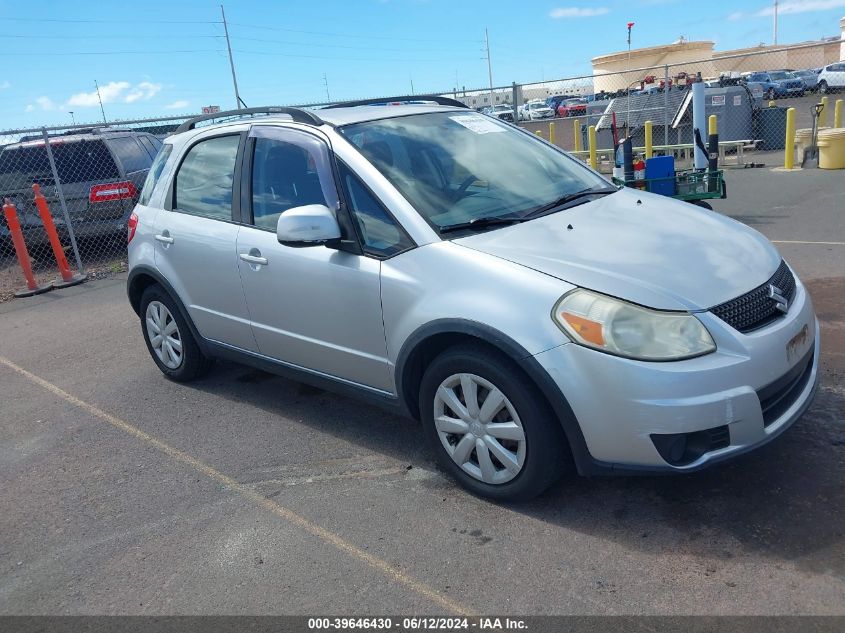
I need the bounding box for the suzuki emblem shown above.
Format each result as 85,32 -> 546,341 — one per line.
768,284 -> 789,314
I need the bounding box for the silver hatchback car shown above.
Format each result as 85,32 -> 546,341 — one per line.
127,100 -> 819,501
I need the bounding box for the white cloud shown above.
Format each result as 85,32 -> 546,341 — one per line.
728,11 -> 745,21
26,96 -> 56,112
550,7 -> 611,18
757,0 -> 845,16
67,81 -> 130,107
164,99 -> 190,110
125,81 -> 162,103
0,80 -> 10,90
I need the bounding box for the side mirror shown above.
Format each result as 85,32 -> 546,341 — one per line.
276,204 -> 341,247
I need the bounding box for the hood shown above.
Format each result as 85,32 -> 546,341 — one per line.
455,188 -> 781,310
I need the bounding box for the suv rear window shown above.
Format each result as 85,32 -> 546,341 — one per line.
107,136 -> 152,173
0,140 -> 120,190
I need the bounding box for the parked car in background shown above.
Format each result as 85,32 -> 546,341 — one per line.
520,101 -> 555,121
817,62 -> 845,94
745,71 -> 805,100
793,69 -> 821,92
128,100 -> 819,501
556,98 -> 588,118
546,94 -> 575,112
485,104 -> 515,122
0,127 -> 161,245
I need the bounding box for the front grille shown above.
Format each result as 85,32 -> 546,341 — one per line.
710,260 -> 796,333
757,348 -> 814,427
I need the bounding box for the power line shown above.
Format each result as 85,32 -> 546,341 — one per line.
0,34 -> 224,39
229,34 -> 480,53
0,17 -> 221,24
0,49 -> 226,56
228,21 -> 479,44
234,49 -> 482,63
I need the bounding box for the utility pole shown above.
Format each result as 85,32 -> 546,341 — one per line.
94,80 -> 107,124
773,0 -> 778,45
485,28 -> 494,106
323,73 -> 331,102
410,76 -> 415,95
221,4 -> 243,109
626,22 -> 634,138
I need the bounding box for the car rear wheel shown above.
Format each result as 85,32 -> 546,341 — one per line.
818,81 -> 828,95
140,285 -> 212,382
766,88 -> 776,100
419,344 -> 569,501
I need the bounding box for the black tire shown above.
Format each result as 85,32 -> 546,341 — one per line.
818,81 -> 828,95
419,343 -> 571,501
139,284 -> 212,382
690,200 -> 713,210
766,88 -> 776,101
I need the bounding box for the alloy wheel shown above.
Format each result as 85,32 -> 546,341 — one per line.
433,373 -> 526,485
145,300 -> 183,369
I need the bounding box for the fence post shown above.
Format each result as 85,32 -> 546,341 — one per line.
663,64 -> 670,146
835,99 -> 843,129
573,118 -> 582,152
819,96 -> 828,128
548,122 -> 555,145
588,125 -> 597,169
41,128 -> 85,275
644,120 -> 653,159
784,107 -> 796,170
511,82 -> 519,125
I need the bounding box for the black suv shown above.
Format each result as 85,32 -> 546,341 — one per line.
0,128 -> 162,245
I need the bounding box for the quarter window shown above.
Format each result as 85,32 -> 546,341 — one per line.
339,163 -> 412,257
106,136 -> 152,173
139,144 -> 172,206
174,135 -> 240,221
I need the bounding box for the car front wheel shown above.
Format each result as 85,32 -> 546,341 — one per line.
818,81 -> 828,94
419,344 -> 570,501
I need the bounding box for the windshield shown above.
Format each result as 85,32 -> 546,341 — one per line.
528,103 -> 546,109
769,72 -> 792,80
339,111 -> 610,231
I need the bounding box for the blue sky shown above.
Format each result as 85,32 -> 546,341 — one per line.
1,0 -> 843,129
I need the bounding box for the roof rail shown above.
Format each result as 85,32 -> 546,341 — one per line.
323,95 -> 469,109
174,106 -> 324,134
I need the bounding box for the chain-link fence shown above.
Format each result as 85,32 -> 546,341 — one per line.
2,39 -> 842,301
0,116 -> 193,300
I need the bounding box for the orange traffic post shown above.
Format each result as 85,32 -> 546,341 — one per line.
32,184 -> 86,289
2,198 -> 51,297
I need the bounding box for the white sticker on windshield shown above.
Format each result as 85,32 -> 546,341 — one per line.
449,114 -> 506,134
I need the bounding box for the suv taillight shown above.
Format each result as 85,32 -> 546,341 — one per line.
90,181 -> 137,204
127,212 -> 139,244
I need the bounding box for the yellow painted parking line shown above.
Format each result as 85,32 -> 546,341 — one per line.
772,240 -> 845,245
0,355 -> 474,616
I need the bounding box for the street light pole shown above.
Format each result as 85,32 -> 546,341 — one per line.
773,0 -> 779,45
68,111 -> 75,125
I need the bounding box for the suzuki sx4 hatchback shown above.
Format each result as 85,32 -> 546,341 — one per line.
127,102 -> 819,501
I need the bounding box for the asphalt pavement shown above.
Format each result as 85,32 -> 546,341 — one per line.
0,167 -> 843,615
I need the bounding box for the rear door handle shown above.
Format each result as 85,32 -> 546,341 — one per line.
154,234 -> 174,244
239,253 -> 268,266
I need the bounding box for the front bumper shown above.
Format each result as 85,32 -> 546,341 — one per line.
533,278 -> 819,473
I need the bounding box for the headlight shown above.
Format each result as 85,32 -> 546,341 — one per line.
552,289 -> 716,361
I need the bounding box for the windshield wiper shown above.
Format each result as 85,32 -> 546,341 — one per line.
522,186 -> 617,219
438,215 -> 525,234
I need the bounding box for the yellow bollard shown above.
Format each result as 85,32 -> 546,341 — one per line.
768,100 -> 776,108
835,99 -> 843,128
644,120 -> 653,159
819,96 -> 828,128
535,130 -> 543,138
784,107 -> 796,170
549,122 -> 556,145
573,118 -> 582,152
708,114 -> 717,136
588,125 -> 597,169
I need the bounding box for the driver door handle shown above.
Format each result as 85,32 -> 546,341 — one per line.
154,234 -> 174,244
239,253 -> 268,266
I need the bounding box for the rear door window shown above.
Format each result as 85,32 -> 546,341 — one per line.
174,134 -> 240,221
106,136 -> 152,174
